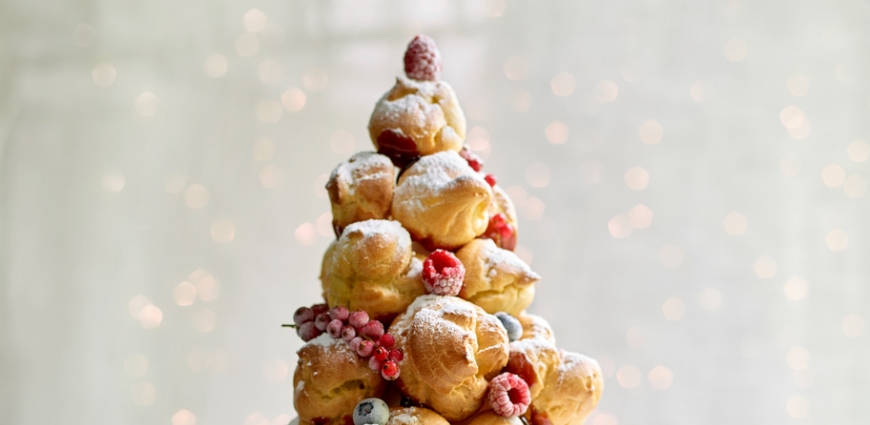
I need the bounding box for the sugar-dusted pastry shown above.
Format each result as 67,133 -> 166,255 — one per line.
463,411 -> 525,425
482,185 -> 519,251
386,407 -> 450,425
326,151 -> 396,235
530,352 -> 603,425
392,151 -> 492,250
320,219 -> 426,321
456,239 -> 540,316
368,36 -> 466,167
388,295 -> 509,422
294,334 -> 386,425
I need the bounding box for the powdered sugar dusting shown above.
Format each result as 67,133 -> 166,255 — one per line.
306,332 -> 341,348
329,151 -> 393,198
343,219 -> 411,253
481,239 -> 540,283
390,412 -> 420,425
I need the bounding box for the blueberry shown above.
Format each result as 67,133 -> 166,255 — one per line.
495,312 -> 522,342
353,398 -> 389,425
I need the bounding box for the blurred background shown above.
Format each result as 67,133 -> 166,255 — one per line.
2,0 -> 869,424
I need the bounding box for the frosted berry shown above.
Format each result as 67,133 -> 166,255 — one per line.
342,325 -> 357,341
348,310 -> 370,328
297,322 -> 321,342
373,346 -> 389,362
389,348 -> 404,362
329,306 -> 349,322
353,398 -> 390,425
311,303 -> 329,317
376,129 -> 420,168
422,250 -> 465,296
293,307 -> 314,326
403,34 -> 441,82
350,336 -> 363,352
487,373 -> 531,418
357,340 -> 375,357
484,174 -> 497,187
314,313 -> 331,331
484,213 -> 517,251
459,146 -> 484,172
361,320 -> 385,340
381,360 -> 400,381
327,319 -> 344,339
378,333 -> 395,348
368,355 -> 382,372
495,312 -> 522,342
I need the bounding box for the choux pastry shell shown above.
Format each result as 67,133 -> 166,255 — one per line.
368,76 -> 466,165
326,151 -> 396,235
462,410 -> 525,425
388,295 -> 509,422
320,219 -> 426,321
294,334 -> 386,425
456,239 -> 540,316
387,407 -> 450,425
531,352 -> 603,425
392,151 -> 492,250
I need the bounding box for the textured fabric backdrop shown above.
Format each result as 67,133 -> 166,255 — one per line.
2,1 -> 869,424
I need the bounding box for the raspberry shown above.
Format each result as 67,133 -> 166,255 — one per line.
373,346 -> 389,362
357,340 -> 375,357
297,322 -> 321,342
342,325 -> 357,341
459,146 -> 484,172
484,174 -> 497,187
381,360 -> 400,380
293,307 -> 314,326
314,313 -> 331,331
422,250 -> 465,296
361,320 -> 385,340
388,348 -> 404,362
348,310 -> 370,328
368,355 -> 382,372
378,333 -> 395,348
327,319 -> 344,338
329,306 -> 349,322
403,35 -> 441,82
487,373 -> 531,418
483,213 -> 517,251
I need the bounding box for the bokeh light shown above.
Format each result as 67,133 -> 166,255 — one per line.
596,80 -> 619,103
842,314 -> 865,337
616,364 -> 642,388
662,297 -> 685,321
783,277 -> 809,300
639,120 -> 663,144
295,223 -> 317,246
545,120 -> 569,144
648,365 -> 674,389
131,381 -> 156,406
843,175 -> 866,198
172,409 -> 197,425
303,68 -> 329,91
847,140 -> 869,162
174,281 -> 197,306
139,305 -> 163,329
821,164 -> 845,187
628,204 -> 653,229
550,72 -> 575,96
786,346 -> 809,370
204,54 -> 228,77
101,171 -> 125,193
608,214 -> 632,239
92,63 -> 116,87
245,414 -> 271,425
263,358 -> 289,382
723,211 -> 747,236
259,164 -> 283,188
281,88 -> 306,112
135,92 -> 159,117
786,395 -> 809,419
754,256 -> 777,278
825,228 -> 848,251
211,219 -> 236,243
243,9 -> 267,33
690,81 -> 715,103
184,184 -> 210,209
624,167 -> 649,190
723,38 -> 747,62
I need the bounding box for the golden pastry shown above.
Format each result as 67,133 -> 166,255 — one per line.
294,334 -> 386,425
456,239 -> 540,316
326,151 -> 396,235
516,312 -> 555,344
388,295 -> 509,422
392,151 -> 492,250
530,352 -> 603,425
386,407 -> 450,425
463,411 -> 525,425
320,219 -> 426,321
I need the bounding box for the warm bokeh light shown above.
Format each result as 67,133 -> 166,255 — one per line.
723,38 -> 747,62
821,164 -> 845,187
128,295 -> 152,319
596,80 -> 619,103
690,81 -> 715,103
172,409 -> 197,425
608,214 -> 632,239
624,167 -> 649,190
92,62 -> 116,87
625,326 -> 645,349
591,412 -> 618,425
847,140 -> 870,162
786,395 -> 809,419
139,304 -> 163,329
843,174 -> 866,198
281,88 -> 306,112
192,308 -> 217,333
243,9 -> 267,33
503,56 -> 529,81
648,365 -> 674,389
174,281 -> 197,306
467,127 -> 491,157
135,92 -> 159,117
303,68 -> 329,91
545,120 -> 569,144
525,162 -> 551,188
783,277 -> 809,301
245,413 -> 271,425
510,90 -> 532,112
271,415 -> 292,425
659,244 -> 684,268
316,212 -> 333,237
754,256 -> 777,278
522,197 -> 545,221
211,219 -> 236,243
101,171 -> 125,193
842,314 -> 865,337
628,204 -> 653,229
263,358 -> 289,382
639,120 -> 663,144
235,33 -> 259,57
131,381 -> 156,406
204,54 -> 228,77
259,164 -> 283,188
329,130 -> 355,154
190,270 -> 220,302
825,228 -> 848,251
124,353 -> 149,378
184,184 -> 210,209
662,297 -> 685,321
258,100 -> 283,123
550,72 -> 575,96
786,346 -> 809,370
698,288 -> 723,312
779,105 -> 805,129
787,74 -> 810,96
723,211 -> 747,236
616,364 -> 642,388
295,223 -> 317,246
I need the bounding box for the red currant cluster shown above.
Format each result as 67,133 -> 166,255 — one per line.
459,146 -> 484,172
291,304 -> 402,381
483,213 -> 516,251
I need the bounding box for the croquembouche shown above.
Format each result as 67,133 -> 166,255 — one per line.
286,35 -> 603,425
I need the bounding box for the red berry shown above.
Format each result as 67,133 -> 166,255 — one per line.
381,360 -> 400,380
293,307 -> 314,326
378,333 -> 395,348
487,373 -> 531,418
483,213 -> 517,251
357,340 -> 375,357
297,322 -> 321,342
459,146 -> 484,172
389,348 -> 404,362
376,130 -> 420,168
341,325 -> 356,341
329,306 -> 349,322
422,250 -> 465,296
311,303 -> 329,317
350,336 -> 363,352
403,34 -> 441,81
348,310 -> 370,328
314,313 -> 330,331
368,355 -> 382,372
327,319 -> 343,338
484,174 -> 497,187
373,346 -> 389,362
361,320 -> 385,340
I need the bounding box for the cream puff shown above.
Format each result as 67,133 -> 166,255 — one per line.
456,239 -> 540,316
326,151 -> 396,235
